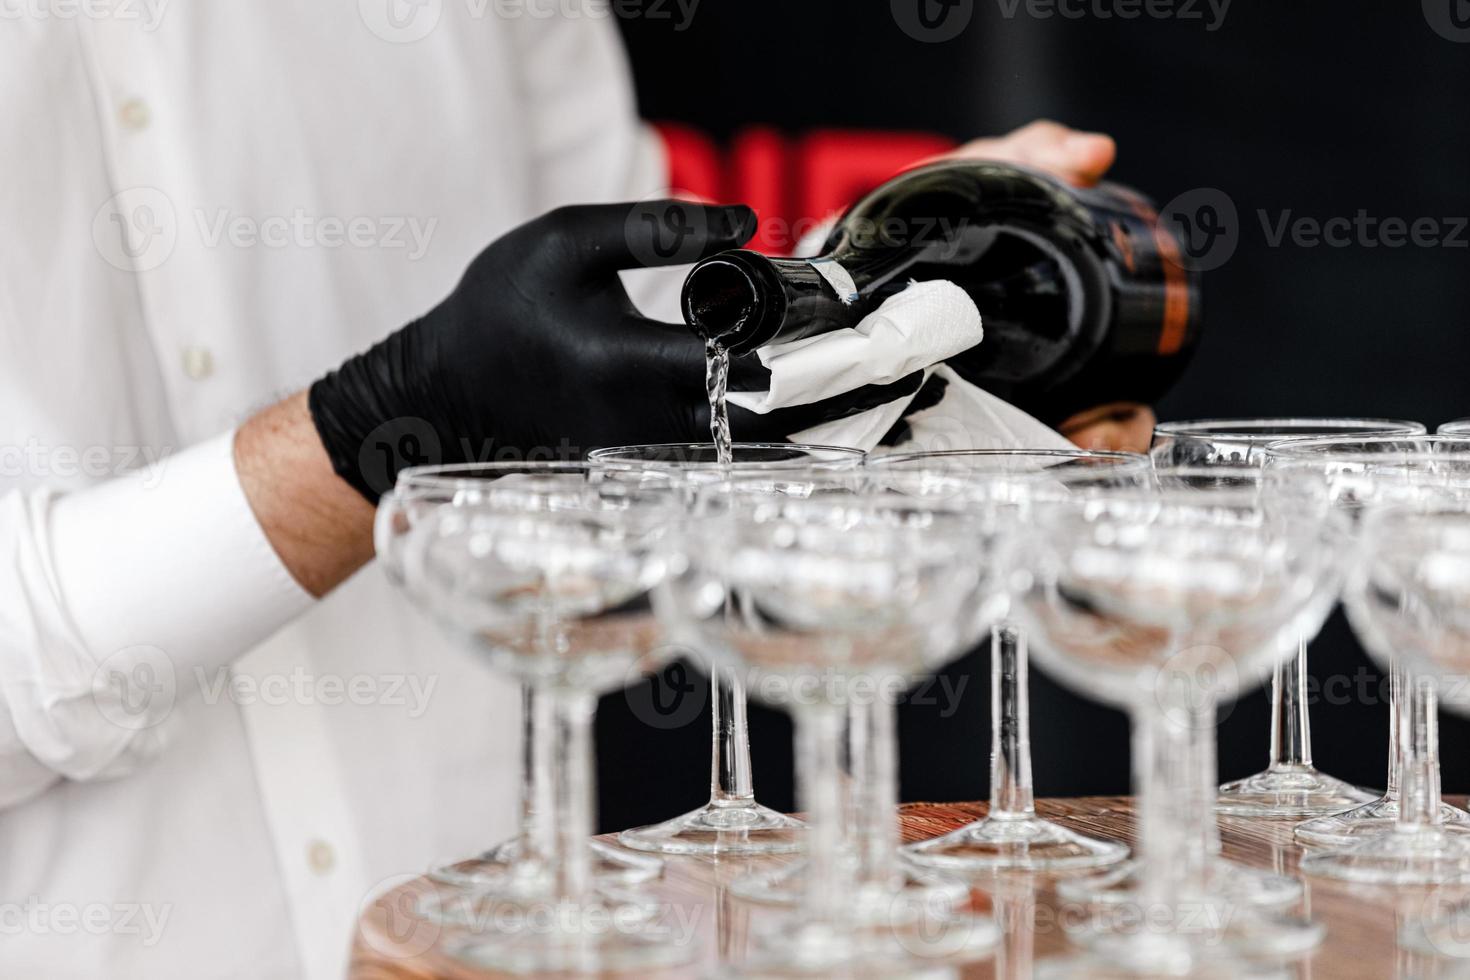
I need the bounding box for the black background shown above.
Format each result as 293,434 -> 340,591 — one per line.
594,0 -> 1470,831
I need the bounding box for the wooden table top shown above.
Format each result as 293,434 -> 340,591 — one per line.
351,797 -> 1470,978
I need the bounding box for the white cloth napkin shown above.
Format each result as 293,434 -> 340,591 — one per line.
724,279 -> 1072,454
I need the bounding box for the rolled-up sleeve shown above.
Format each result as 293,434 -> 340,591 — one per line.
0,432 -> 311,805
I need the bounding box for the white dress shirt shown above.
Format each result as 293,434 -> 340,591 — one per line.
0,4 -> 666,977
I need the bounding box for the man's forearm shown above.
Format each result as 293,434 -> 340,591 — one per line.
235,391 -> 375,598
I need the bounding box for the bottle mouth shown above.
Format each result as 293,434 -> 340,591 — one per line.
681,251 -> 780,352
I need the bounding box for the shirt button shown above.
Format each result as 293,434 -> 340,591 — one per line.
182,347 -> 214,381
118,98 -> 151,131
307,840 -> 336,875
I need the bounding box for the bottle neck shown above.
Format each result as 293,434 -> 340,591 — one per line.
681,246 -> 907,354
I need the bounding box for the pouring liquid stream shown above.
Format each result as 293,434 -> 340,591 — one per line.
705,342 -> 733,466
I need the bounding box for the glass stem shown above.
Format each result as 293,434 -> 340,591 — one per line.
1135,700 -> 1201,917
1386,653 -> 1403,801
846,700 -> 868,840
546,687 -> 598,907
710,669 -> 756,805
852,698 -> 900,886
523,685 -> 557,868
990,624 -> 1035,817
795,704 -> 851,930
1190,700 -> 1221,873
1267,637 -> 1313,770
1396,671 -> 1442,830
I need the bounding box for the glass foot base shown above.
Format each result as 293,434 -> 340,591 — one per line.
1399,898 -> 1470,960
1301,824 -> 1470,885
446,895 -> 696,973
427,837 -> 661,894
732,858 -> 972,920
1058,856 -> 1302,909
1295,795 -> 1470,846
1036,941 -> 1294,979
1215,765 -> 1379,819
737,911 -> 997,977
903,813 -> 1129,874
1049,901 -> 1322,975
619,800 -> 804,856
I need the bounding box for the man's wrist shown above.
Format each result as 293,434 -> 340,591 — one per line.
235,390 -> 376,598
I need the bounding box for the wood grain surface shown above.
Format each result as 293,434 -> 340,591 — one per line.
350,797 -> 1470,978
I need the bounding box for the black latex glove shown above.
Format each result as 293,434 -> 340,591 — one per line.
309,201 -> 924,501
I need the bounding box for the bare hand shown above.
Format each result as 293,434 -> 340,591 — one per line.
1057,402 -> 1157,455
932,119 -> 1118,187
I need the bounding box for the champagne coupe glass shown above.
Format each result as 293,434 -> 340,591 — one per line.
700,471 -> 973,916
591,443 -> 864,857
1263,435 -> 1470,848
1442,420 -> 1470,436
1078,465 -> 1317,914
868,449 -> 1146,874
404,471 -> 695,972
1014,485 -> 1345,975
1311,503 -> 1470,888
377,465 -> 661,903
1352,508 -> 1470,954
1152,418 -> 1424,820
659,491 -> 1003,974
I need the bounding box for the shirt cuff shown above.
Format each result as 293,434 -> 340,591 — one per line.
48,431 -> 314,681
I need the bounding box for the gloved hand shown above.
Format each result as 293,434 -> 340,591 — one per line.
308,201 -> 928,501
